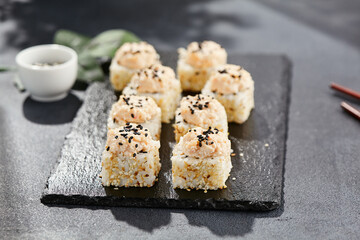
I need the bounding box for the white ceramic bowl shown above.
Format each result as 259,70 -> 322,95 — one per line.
16,44 -> 78,102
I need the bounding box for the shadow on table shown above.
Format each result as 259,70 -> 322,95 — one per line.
110,207 -> 171,233
180,206 -> 284,237
23,92 -> 82,124
331,91 -> 360,106
46,203 -> 283,236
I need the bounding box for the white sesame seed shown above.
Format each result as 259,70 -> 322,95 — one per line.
239,153 -> 244,157
232,177 -> 236,180
265,143 -> 269,147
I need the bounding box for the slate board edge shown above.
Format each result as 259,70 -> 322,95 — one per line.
41,54 -> 292,212
277,55 -> 292,210
40,194 -> 279,211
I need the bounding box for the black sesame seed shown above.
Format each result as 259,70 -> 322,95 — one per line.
123,97 -> 130,105
135,144 -> 138,148
119,142 -> 123,145
106,146 -> 110,151
133,153 -> 136,157
131,113 -> 135,118
115,135 -> 118,139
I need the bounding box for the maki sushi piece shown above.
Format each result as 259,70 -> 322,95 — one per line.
171,127 -> 232,191
101,123 -> 161,187
109,41 -> 160,91
173,94 -> 228,143
123,64 -> 182,123
108,95 -> 161,140
177,41 -> 227,91
202,64 -> 254,124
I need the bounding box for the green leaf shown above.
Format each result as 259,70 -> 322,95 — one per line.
0,66 -> 15,72
77,64 -> 104,83
84,29 -> 140,58
78,51 -> 99,69
13,74 -> 25,92
54,29 -> 91,53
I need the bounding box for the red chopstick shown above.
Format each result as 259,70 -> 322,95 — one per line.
330,83 -> 360,99
341,102 -> 360,121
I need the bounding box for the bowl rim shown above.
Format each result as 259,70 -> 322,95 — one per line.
15,44 -> 78,71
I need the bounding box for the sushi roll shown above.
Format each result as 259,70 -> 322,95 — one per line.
109,41 -> 160,91
171,127 -> 232,191
123,64 -> 182,123
174,94 -> 228,143
177,41 -> 227,92
101,123 -> 161,187
202,64 -> 254,124
107,95 -> 161,140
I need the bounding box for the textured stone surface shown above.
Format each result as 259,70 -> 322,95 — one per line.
41,54 -> 291,211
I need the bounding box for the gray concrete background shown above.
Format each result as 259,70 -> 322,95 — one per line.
0,0 -> 359,239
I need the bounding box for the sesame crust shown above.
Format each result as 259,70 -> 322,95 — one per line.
101,123 -> 161,187
171,127 -> 232,190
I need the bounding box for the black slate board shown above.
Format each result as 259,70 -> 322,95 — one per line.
41,53 -> 291,211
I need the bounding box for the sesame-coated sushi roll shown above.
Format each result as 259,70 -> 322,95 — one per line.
202,64 -> 254,124
123,64 -> 182,123
108,95 -> 161,140
110,42 -> 160,91
174,94 -> 228,143
171,127 -> 232,191
101,123 -> 161,187
177,41 -> 227,92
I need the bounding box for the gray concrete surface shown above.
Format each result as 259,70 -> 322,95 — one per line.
0,0 -> 359,239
